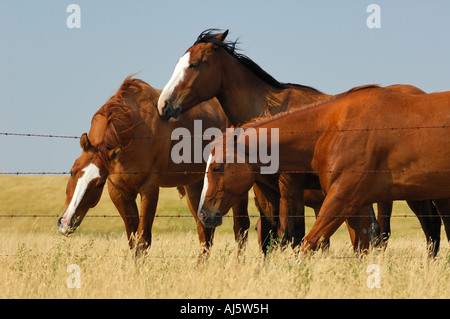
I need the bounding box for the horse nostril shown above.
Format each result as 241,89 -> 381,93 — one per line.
159,101 -> 173,120
57,215 -> 69,234
162,100 -> 170,113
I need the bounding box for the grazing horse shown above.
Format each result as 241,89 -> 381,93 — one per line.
157,29 -> 446,255
57,77 -> 250,258
198,84 -> 450,254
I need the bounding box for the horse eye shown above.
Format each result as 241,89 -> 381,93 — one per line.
212,165 -> 224,173
189,63 -> 198,69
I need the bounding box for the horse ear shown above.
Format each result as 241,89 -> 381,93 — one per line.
80,133 -> 91,151
215,29 -> 229,42
108,146 -> 122,161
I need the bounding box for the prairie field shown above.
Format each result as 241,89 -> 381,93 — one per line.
0,176 -> 450,299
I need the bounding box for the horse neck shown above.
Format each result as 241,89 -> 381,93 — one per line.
216,52 -> 276,125
215,51 -> 329,125
250,106 -> 326,173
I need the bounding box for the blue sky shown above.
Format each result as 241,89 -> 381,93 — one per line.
0,1 -> 449,172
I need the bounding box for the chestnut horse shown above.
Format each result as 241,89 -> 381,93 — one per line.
157,29 -> 446,255
57,77 -> 250,258
198,84 -> 450,254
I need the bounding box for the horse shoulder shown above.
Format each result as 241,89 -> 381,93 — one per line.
183,98 -> 228,127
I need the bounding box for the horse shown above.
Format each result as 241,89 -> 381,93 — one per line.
57,76 -> 250,258
197,84 -> 450,254
156,28 -> 447,256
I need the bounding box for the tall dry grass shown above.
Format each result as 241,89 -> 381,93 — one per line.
0,176 -> 449,298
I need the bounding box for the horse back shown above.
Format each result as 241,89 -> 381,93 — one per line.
315,88 -> 450,200
328,87 -> 450,130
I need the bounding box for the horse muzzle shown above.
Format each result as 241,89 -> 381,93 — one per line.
159,100 -> 181,121
198,209 -> 223,228
57,214 -> 80,236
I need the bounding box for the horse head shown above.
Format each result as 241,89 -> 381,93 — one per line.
157,29 -> 229,120
57,133 -> 121,235
197,147 -> 254,228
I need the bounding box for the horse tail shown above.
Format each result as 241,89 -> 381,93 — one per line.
177,186 -> 186,199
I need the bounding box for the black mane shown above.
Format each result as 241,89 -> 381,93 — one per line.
194,29 -> 321,93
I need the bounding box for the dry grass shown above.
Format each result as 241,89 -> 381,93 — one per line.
0,176 -> 449,299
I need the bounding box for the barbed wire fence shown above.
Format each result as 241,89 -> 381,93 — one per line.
1,128 -> 449,219
1,129 -> 449,261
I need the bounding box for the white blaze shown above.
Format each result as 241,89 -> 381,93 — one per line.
158,52 -> 191,113
59,163 -> 100,233
198,153 -> 213,216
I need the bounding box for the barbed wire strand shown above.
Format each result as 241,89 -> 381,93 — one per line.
0,125 -> 449,142
1,168 -> 449,176
0,132 -> 79,139
0,213 -> 447,218
0,253 -> 436,260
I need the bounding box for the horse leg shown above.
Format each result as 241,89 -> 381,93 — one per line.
254,183 -> 279,253
135,183 -> 160,257
107,181 -> 139,250
376,201 -> 393,249
407,200 -> 441,258
184,181 -> 215,262
253,186 -> 279,255
434,198 -> 450,242
260,217 -> 278,255
305,190 -> 329,250
301,188 -> 369,255
255,218 -> 262,247
345,205 -> 377,254
277,173 -> 305,249
368,205 -> 381,246
231,194 -> 250,258
307,203 -> 330,251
